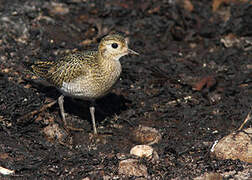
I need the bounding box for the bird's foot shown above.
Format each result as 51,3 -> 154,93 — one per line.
88,132 -> 109,144
60,112 -> 84,132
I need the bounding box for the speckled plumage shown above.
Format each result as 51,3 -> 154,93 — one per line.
29,34 -> 138,134
31,51 -> 121,99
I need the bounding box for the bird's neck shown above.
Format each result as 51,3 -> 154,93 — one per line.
98,52 -> 122,77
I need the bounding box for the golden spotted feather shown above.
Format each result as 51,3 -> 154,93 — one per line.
31,51 -> 99,87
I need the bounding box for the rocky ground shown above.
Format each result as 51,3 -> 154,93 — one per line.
0,0 -> 251,179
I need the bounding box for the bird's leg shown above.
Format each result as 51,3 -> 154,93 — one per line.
58,95 -> 83,131
89,101 -> 97,134
58,95 -> 67,126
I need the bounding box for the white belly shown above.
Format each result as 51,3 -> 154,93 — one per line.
60,71 -> 121,100
60,80 -> 95,99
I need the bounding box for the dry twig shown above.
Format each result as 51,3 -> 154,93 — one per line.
18,100 -> 57,123
237,109 -> 252,131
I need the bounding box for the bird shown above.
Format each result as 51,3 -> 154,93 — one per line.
28,33 -> 139,134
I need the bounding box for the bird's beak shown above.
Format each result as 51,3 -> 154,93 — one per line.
128,49 -> 139,55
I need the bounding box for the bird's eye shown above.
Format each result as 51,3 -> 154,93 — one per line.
111,43 -> 118,49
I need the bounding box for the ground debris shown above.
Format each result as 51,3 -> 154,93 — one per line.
0,0 -> 251,179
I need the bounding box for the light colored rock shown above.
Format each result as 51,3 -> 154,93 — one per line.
0,166 -> 14,175
42,123 -> 71,145
211,128 -> 252,163
130,145 -> 153,158
82,177 -> 90,180
118,159 -> 148,177
194,172 -> 223,180
132,125 -> 161,145
48,2 -> 69,15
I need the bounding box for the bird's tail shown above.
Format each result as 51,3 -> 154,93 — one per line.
22,61 -> 35,76
23,60 -> 54,78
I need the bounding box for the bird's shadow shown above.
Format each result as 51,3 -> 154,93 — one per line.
66,93 -> 129,124
26,79 -> 130,126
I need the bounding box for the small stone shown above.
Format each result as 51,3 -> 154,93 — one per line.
132,125 -> 161,145
0,166 -> 15,175
208,93 -> 222,104
48,2 -> 69,15
211,128 -> 252,163
43,123 -> 70,144
118,159 -> 148,177
220,33 -> 240,48
82,177 -> 90,180
130,145 -> 153,158
246,64 -> 252,70
0,153 -> 9,160
194,172 -> 223,180
102,175 -> 110,180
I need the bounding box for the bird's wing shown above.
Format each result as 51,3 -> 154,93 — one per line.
31,51 -> 98,87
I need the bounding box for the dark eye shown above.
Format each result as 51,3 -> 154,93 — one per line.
111,43 -> 118,49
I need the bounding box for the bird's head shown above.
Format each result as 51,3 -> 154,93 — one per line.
98,34 -> 139,61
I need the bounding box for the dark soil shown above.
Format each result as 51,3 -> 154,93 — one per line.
0,0 -> 251,179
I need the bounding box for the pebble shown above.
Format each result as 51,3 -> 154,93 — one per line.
132,125 -> 161,145
118,159 -> 148,177
194,172 -> 223,180
211,128 -> 252,163
42,123 -> 71,145
130,145 -> 153,158
0,166 -> 14,175
48,2 -> 69,15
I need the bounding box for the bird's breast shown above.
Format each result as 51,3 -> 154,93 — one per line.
59,60 -> 122,100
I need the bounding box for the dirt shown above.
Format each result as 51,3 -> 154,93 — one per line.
0,0 -> 251,179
